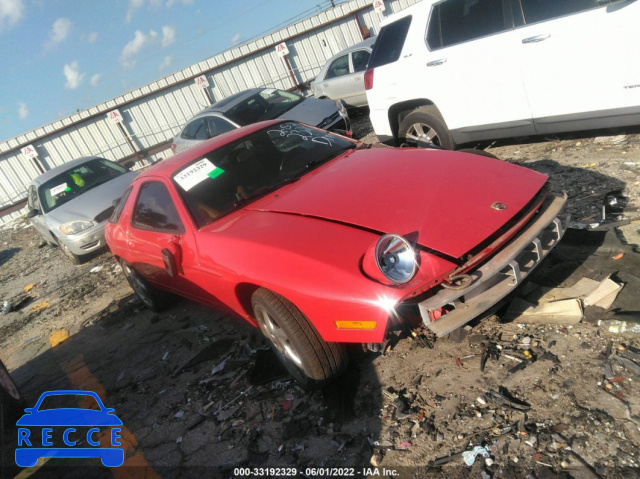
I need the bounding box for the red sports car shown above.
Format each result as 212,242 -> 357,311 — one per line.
106,120 -> 568,386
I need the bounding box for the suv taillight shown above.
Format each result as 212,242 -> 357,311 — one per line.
171,143 -> 177,154
364,68 -> 374,91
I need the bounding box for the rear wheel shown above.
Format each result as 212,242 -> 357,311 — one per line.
398,106 -> 456,150
251,288 -> 347,388
120,260 -> 175,312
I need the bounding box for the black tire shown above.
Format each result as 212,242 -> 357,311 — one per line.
0,359 -> 24,426
398,106 -> 456,150
120,260 -> 175,312
55,237 -> 83,265
251,288 -> 347,388
457,148 -> 499,159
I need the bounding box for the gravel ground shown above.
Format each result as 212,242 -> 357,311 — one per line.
1,115 -> 640,478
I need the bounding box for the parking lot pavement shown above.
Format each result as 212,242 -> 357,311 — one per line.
1,118 -> 640,477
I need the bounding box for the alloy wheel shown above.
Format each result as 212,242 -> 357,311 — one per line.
254,304 -> 303,370
123,263 -> 153,309
405,122 -> 441,147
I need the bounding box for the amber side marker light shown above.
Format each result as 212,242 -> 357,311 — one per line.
335,321 -> 377,330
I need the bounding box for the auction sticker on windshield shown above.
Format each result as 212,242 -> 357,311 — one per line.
174,158 -> 224,191
50,183 -> 69,196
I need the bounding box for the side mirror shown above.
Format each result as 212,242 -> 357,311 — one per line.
26,208 -> 40,219
24,408 -> 33,414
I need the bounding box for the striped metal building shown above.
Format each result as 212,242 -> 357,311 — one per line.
0,0 -> 420,224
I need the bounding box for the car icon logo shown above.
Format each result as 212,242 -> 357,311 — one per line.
15,390 -> 124,468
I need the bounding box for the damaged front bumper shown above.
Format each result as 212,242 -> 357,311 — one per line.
418,192 -> 569,336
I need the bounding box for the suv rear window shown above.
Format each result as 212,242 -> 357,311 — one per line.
368,16 -> 412,69
427,0 -> 507,50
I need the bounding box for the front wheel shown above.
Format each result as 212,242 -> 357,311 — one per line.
120,260 -> 175,312
251,289 -> 347,388
398,107 -> 456,150
55,237 -> 82,265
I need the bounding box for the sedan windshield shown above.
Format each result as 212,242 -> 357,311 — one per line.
38,158 -> 127,213
225,89 -> 304,126
173,122 -> 355,227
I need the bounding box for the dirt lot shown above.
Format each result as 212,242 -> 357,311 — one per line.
1,115 -> 640,479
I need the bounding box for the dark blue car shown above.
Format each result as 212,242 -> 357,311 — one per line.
15,390 -> 124,467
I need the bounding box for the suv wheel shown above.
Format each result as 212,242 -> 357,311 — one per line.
399,107 -> 455,150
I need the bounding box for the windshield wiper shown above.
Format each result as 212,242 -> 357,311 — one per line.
284,145 -> 357,180
233,177 -> 301,208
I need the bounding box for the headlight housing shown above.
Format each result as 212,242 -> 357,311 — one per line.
335,99 -> 348,117
363,234 -> 418,285
375,234 -> 417,284
60,220 -> 94,235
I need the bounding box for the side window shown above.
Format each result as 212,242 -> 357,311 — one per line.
351,50 -> 371,73
520,0 -> 600,24
428,0 -> 507,50
132,182 -> 184,233
181,119 -> 207,140
27,185 -> 39,209
205,116 -> 236,138
325,55 -> 350,79
108,186 -> 133,224
368,16 -> 412,69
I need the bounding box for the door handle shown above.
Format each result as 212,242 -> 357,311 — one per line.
522,34 -> 550,44
427,58 -> 446,67
323,83 -> 329,87
354,77 -> 361,81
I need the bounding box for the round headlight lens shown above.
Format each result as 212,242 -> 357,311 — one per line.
375,234 -> 417,284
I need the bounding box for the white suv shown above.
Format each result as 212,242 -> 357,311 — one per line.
365,0 -> 640,149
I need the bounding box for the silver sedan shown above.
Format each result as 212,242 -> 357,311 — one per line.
26,156 -> 137,264
310,36 -> 376,108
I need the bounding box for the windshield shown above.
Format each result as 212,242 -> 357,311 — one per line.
38,158 -> 127,213
173,122 -> 355,227
224,89 -> 304,125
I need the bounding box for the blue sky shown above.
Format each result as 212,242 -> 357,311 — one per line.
0,0 -> 339,142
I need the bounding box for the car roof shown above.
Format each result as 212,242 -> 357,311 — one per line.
31,156 -> 105,186
200,88 -> 266,115
324,36 -> 377,63
141,119 -> 286,180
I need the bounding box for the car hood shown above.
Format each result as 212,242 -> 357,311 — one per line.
251,148 -> 548,259
44,172 -> 137,224
278,97 -> 339,126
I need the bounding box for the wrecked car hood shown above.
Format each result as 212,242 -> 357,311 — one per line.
252,148 -> 548,258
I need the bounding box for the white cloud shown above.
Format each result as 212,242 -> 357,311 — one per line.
125,0 -> 144,22
230,32 -> 241,46
17,101 -> 28,119
166,0 -> 193,7
87,32 -> 98,43
0,0 -> 24,31
63,61 -> 85,89
161,25 -> 175,47
90,73 -> 101,86
149,0 -> 162,6
158,55 -> 172,71
49,17 -> 71,43
120,29 -> 157,70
